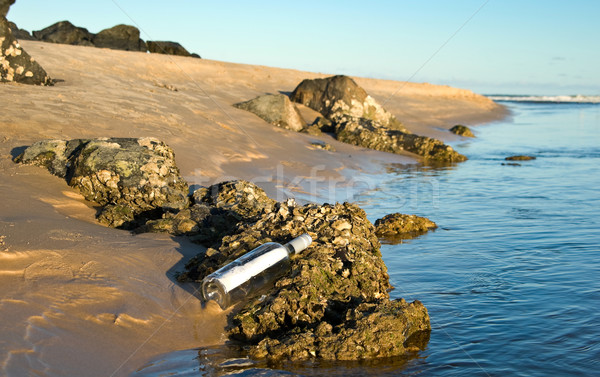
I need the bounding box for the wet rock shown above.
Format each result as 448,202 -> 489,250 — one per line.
182,192 -> 430,361
147,40 -> 199,57
92,24 -> 147,52
234,94 -> 306,132
1,1 -> 52,85
8,21 -> 34,40
374,213 -> 437,242
139,204 -> 212,236
505,155 -> 536,161
290,75 -> 404,129
450,124 -> 475,137
33,21 -> 94,46
335,116 -> 467,163
15,137 -> 189,227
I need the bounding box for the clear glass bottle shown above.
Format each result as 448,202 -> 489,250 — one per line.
202,233 -> 312,309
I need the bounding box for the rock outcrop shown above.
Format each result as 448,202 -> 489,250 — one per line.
0,0 -> 52,85
7,20 -> 33,40
147,40 -> 199,57
234,94 -> 306,132
336,116 -> 467,163
290,75 -> 466,163
15,134 -> 431,363
374,213 -> 437,242
450,124 -> 475,137
33,21 -> 94,46
92,24 -> 146,52
15,137 -> 189,228
181,183 -> 431,361
505,155 -> 536,161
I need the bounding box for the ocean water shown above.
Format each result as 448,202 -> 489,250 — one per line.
133,99 -> 600,376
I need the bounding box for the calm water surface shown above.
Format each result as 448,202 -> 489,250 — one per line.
134,102 -> 600,376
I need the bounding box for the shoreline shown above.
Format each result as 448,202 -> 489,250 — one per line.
0,41 -> 507,376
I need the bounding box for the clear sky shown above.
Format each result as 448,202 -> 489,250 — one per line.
7,0 -> 600,95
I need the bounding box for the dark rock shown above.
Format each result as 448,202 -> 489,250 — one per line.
1,1 -> 52,85
33,21 -> 94,46
15,137 -> 189,227
182,192 -> 430,361
505,155 -> 536,161
290,75 -> 404,129
92,24 -> 146,52
8,21 -> 34,40
450,124 -> 475,137
0,0 -> 13,17
147,40 -> 198,57
301,116 -> 334,135
501,162 -> 521,167
234,94 -> 306,132
335,116 -> 467,163
374,213 -> 437,242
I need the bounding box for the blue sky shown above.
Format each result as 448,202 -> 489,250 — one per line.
7,0 -> 600,95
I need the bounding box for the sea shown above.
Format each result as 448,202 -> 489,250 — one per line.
132,96 -> 600,376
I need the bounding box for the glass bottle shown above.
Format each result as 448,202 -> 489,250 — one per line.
202,233 -> 312,309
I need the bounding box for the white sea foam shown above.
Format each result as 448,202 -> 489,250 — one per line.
486,95 -> 600,103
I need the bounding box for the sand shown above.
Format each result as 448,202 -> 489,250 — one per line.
0,40 -> 506,376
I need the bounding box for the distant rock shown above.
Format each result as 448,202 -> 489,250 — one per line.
450,124 -> 475,137
374,213 -> 437,242
290,75 -> 404,129
147,40 -> 199,58
33,21 -> 94,46
505,155 -> 536,161
290,75 -> 467,163
8,21 -> 34,40
92,24 -> 147,52
15,137 -> 190,228
234,94 -> 306,132
1,0 -> 52,85
336,116 -> 467,163
310,141 -> 335,151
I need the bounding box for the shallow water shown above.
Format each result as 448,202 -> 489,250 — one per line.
134,102 -> 600,376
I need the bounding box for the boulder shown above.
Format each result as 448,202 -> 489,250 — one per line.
15,137 -> 190,228
92,24 -> 147,52
233,94 -> 306,132
290,75 -> 404,129
8,20 -> 34,40
450,124 -> 475,137
182,192 -> 431,361
374,213 -> 437,242
146,40 -> 198,57
335,116 -> 467,163
505,155 -> 536,161
33,21 -> 94,46
1,1 -> 52,85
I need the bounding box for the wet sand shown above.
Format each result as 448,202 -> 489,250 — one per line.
0,40 -> 506,376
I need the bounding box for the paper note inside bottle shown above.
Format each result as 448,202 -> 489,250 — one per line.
217,247 -> 289,293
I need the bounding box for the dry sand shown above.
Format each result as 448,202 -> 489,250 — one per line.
0,41 -> 506,376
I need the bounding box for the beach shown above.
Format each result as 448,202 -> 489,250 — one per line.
0,40 -> 505,376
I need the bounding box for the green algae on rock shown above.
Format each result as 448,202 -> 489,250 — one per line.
290,75 -> 467,163
450,124 -> 475,137
181,188 -> 431,361
374,213 -> 437,243
336,116 -> 467,163
15,137 -> 189,228
505,155 -> 536,161
1,0 -> 52,85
